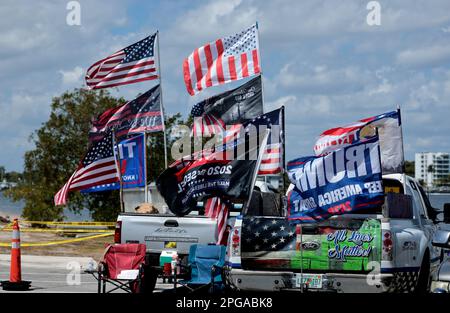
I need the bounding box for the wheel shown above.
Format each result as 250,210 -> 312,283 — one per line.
415,251 -> 431,293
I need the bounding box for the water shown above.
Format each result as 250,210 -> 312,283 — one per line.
429,193 -> 450,211
0,191 -> 91,221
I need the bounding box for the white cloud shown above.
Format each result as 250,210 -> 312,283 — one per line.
397,44 -> 450,67
60,66 -> 83,85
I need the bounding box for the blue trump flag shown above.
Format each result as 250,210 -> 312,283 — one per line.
81,133 -> 146,193
287,136 -> 384,224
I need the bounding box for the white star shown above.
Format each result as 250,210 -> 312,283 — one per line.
280,226 -> 285,231
279,237 -> 285,243
271,232 -> 277,237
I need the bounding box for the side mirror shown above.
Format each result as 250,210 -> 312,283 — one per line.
444,203 -> 450,224
432,229 -> 450,248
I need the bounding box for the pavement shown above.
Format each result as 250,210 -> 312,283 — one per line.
0,254 -> 174,293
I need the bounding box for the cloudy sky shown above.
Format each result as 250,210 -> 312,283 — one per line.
1,0 -> 450,172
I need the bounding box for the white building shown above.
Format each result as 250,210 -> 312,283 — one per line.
415,152 -> 450,187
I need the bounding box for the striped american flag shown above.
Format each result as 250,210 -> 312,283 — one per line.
54,133 -> 119,206
205,197 -> 229,245
183,24 -> 260,95
85,33 -> 158,89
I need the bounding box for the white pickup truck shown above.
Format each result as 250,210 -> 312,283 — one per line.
225,174 -> 444,293
115,195 -> 241,292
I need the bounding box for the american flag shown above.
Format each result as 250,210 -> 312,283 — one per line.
241,217 -> 296,268
90,84 -> 163,141
205,197 -> 230,245
245,108 -> 284,175
183,24 -> 260,95
85,33 -> 158,89
54,133 -> 119,206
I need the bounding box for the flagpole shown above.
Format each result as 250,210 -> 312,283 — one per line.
156,30 -> 169,169
113,131 -> 125,212
243,129 -> 271,214
281,105 -> 287,194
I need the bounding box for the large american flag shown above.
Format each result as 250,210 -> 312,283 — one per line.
183,24 -> 260,95
54,133 -> 119,206
205,197 -> 229,245
85,33 -> 158,89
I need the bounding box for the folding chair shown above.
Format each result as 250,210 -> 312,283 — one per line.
90,243 -> 147,293
176,244 -> 226,294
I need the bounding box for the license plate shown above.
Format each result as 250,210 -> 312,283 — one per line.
295,273 -> 323,289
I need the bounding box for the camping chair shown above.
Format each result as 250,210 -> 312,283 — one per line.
176,244 -> 226,294
89,243 -> 147,293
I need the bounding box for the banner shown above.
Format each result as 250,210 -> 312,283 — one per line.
313,110 -> 404,174
89,84 -> 163,141
287,137 -> 384,223
191,76 -> 263,136
82,134 -> 146,193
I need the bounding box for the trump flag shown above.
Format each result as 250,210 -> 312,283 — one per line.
82,134 -> 146,193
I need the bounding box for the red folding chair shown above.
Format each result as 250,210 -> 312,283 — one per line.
93,243 -> 147,293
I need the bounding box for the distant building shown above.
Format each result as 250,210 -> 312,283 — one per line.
415,152 -> 450,187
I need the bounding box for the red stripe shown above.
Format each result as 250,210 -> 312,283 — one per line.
204,44 -> 213,87
193,48 -> 203,92
91,75 -> 158,89
215,40 -> 225,84
258,168 -> 282,175
87,67 -> 156,85
241,53 -> 249,77
86,51 -> 125,78
89,60 -> 155,80
183,58 -> 195,96
260,158 -> 280,164
252,49 -> 260,74
228,56 -> 237,81
73,160 -> 116,179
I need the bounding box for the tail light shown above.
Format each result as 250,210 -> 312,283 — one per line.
114,220 -> 122,243
382,230 -> 393,261
230,227 -> 241,257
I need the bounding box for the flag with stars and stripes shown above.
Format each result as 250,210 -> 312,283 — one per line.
191,76 -> 263,137
86,33 -> 158,89
243,108 -> 284,175
89,84 -> 163,141
54,132 -> 119,206
240,216 -> 297,268
183,24 -> 261,95
205,197 -> 230,245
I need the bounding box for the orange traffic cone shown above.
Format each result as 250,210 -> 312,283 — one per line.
1,219 -> 31,291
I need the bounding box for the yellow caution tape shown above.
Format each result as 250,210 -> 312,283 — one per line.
0,228 -> 113,233
0,233 -> 113,247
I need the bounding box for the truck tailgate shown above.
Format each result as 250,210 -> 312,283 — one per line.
241,215 -> 381,273
119,214 -> 217,255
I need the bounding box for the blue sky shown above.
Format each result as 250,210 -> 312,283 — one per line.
1,0 -> 450,172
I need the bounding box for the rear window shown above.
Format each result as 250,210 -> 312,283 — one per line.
334,178 -> 404,215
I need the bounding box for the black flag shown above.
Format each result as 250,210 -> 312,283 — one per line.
191,76 -> 263,136
156,129 -> 269,216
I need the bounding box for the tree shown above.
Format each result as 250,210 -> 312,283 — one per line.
7,88 -> 184,221
0,166 -> 5,181
404,160 -> 415,177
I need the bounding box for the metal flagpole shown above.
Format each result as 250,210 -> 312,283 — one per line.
112,131 -> 125,212
255,22 -> 265,113
156,30 -> 169,169
243,129 -> 271,214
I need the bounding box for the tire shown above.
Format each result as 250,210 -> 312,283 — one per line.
415,251 -> 431,293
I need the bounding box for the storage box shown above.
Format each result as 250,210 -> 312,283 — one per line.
159,250 -> 177,267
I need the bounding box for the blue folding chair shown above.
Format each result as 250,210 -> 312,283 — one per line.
177,244 -> 226,293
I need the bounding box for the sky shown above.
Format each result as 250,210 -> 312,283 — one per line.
1,0 -> 450,172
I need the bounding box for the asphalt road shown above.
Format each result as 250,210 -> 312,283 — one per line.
0,254 -> 173,293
